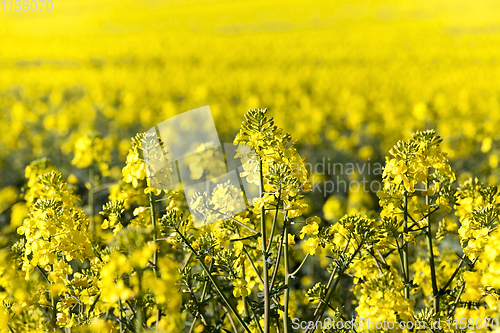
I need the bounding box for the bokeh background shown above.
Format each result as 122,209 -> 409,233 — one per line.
1,0 -> 500,219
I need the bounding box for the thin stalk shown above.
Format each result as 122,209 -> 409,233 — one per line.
308,239 -> 352,322
118,298 -> 124,333
269,217 -> 286,291
89,165 -> 95,235
148,192 -> 160,329
175,227 -> 251,333
125,300 -> 137,318
51,284 -> 57,330
182,252 -> 193,271
376,249 -> 389,265
135,271 -> 143,332
306,240 -> 362,333
269,211 -> 290,299
222,305 -> 239,333
367,246 -> 384,274
403,193 -> 410,299
259,156 -> 270,333
188,319 -> 197,333
245,297 -> 264,333
394,233 -> 407,279
87,293 -> 100,315
425,182 -> 439,316
242,262 -> 249,319
266,192 -> 281,253
0,199 -> 21,216
243,247 -> 265,286
289,254 -> 310,277
204,206 -> 260,234
447,257 -> 478,319
448,283 -> 466,319
307,274 -> 344,333
188,264 -> 211,333
188,287 -> 208,326
38,266 -> 56,329
92,182 -> 117,193
37,265 -> 50,283
407,207 -> 440,231
283,218 -> 290,333
441,254 -> 465,293
199,258 -> 250,332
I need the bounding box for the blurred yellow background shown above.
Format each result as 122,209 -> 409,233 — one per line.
1,0 -> 500,185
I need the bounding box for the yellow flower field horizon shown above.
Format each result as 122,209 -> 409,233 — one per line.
1,0 -> 500,162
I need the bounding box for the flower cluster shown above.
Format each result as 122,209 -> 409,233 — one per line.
355,269 -> 412,324
378,130 -> 456,221
16,164 -> 98,328
455,179 -> 500,259
72,131 -> 112,177
235,108 -> 311,219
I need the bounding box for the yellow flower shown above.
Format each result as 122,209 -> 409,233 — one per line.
300,216 -> 320,239
232,279 -> 251,298
462,271 -> 483,302
72,132 -> 112,176
67,173 -> 79,184
287,234 -> 296,248
304,237 -> 322,255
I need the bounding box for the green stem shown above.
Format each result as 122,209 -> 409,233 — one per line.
403,193 -> 410,299
447,257 -> 478,319
441,254 -> 465,293
269,215 -> 287,291
89,165 -> 95,235
37,266 -> 56,329
188,262 -> 211,333
222,305 -> 239,332
367,246 -> 384,274
289,254 -> 310,277
118,298 -> 124,333
148,192 -> 160,329
37,265 -> 49,283
242,262 -> 249,319
51,283 -> 57,330
199,258 -> 250,332
283,218 -> 290,333
425,182 -> 439,316
306,240 -> 362,333
135,270 -> 144,332
394,232 -> 407,279
259,156 -> 270,333
205,206 -> 260,234
175,227 -> 251,333
246,297 -> 264,333
266,191 -> 281,253
448,283 -> 466,319
243,247 -> 265,286
0,199 -> 21,216
188,288 -> 208,326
